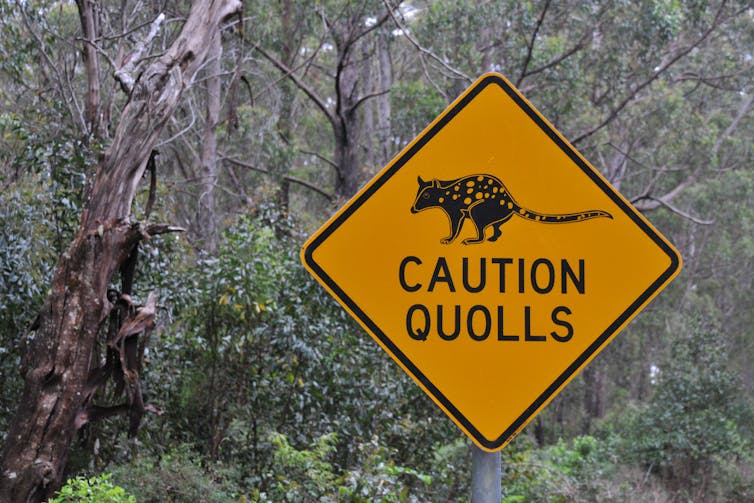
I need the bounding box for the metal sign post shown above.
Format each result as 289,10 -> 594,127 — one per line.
471,446 -> 501,502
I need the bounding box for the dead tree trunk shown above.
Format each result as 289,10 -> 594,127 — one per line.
0,1 -> 242,501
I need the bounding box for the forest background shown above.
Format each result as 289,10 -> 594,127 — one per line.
0,0 -> 752,501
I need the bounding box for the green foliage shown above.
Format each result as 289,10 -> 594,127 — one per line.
0,8 -> 34,89
49,474 -> 135,503
501,435 -> 625,503
108,445 -> 236,502
134,204 -> 453,494
681,168 -> 754,364
0,184 -> 55,327
337,437 -> 431,502
0,107 -> 91,249
262,432 -> 431,502
0,179 -> 60,435
620,316 -> 752,498
265,432 -> 339,501
390,81 -> 445,148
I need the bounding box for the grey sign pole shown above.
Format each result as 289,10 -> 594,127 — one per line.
471,445 -> 501,502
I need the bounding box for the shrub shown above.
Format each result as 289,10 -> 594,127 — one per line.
500,435 -> 625,503
108,445 -> 237,502
49,473 -> 135,503
621,317 -> 751,499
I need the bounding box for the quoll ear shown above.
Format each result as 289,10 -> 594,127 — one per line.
417,176 -> 425,185
432,179 -> 439,188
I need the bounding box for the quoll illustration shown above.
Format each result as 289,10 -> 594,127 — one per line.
411,174 -> 612,245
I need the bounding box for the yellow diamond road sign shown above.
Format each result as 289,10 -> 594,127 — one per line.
301,73 -> 681,451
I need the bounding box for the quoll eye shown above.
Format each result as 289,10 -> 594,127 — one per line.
422,192 -> 430,199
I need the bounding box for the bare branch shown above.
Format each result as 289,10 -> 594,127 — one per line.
418,52 -> 450,101
572,1 -> 735,145
17,2 -> 87,134
523,30 -> 590,80
77,37 -> 119,73
352,10 -> 392,46
516,0 -> 551,87
221,155 -> 334,201
63,59 -> 87,134
84,0 -> 243,226
156,95 -> 198,148
631,170 -> 697,206
350,88 -> 391,113
674,68 -> 753,91
299,149 -> 339,170
113,13 -> 166,95
74,404 -> 129,430
713,92 -> 753,158
630,170 -> 706,225
96,17 -> 169,43
143,223 -> 186,236
633,195 -> 714,225
254,44 -> 338,132
382,0 -> 472,84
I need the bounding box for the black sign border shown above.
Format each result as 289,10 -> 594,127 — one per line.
302,73 -> 681,450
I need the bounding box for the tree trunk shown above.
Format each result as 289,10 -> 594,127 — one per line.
273,0 -> 297,213
333,32 -> 363,199
375,28 -> 392,167
333,118 -> 361,198
360,36 -> 375,168
0,1 -> 242,501
582,364 -> 605,433
76,0 -> 104,139
198,31 -> 223,253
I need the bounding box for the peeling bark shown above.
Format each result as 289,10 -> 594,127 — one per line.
0,1 -> 242,501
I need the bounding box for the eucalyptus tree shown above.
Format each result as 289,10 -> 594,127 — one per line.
0,0 -> 243,500
255,0 -> 398,200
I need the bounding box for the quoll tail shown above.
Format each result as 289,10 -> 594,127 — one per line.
513,203 -> 612,223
